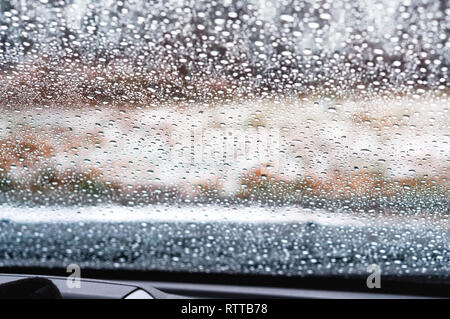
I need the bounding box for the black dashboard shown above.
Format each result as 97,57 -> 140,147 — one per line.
0,273 -> 443,299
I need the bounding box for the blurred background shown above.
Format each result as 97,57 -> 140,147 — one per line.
0,0 -> 448,212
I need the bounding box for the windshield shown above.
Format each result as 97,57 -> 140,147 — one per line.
0,0 -> 448,283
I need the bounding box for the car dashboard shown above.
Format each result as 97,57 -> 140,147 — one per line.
0,273 -> 440,299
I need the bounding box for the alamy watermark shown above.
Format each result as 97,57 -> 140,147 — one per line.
366,264 -> 381,289
165,126 -> 284,168
66,263 -> 81,289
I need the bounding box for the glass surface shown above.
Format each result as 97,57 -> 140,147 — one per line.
0,0 -> 448,281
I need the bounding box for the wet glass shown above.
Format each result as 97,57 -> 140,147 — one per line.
0,0 -> 448,281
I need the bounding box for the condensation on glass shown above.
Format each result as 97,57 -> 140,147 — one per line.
0,0 -> 448,279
